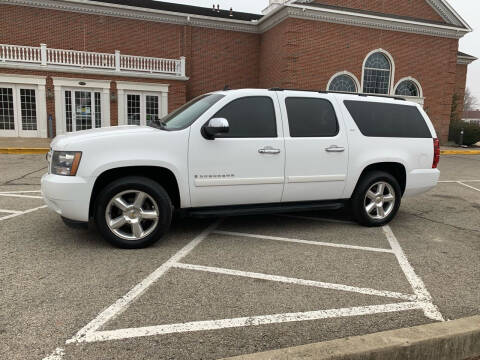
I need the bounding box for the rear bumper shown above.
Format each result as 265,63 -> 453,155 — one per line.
404,169 -> 440,197
41,173 -> 93,222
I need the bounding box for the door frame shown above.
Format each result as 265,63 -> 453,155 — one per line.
0,74 -> 47,138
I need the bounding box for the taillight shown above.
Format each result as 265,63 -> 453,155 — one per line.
432,138 -> 440,168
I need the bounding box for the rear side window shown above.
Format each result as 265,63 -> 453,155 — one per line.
344,100 -> 432,138
286,97 -> 339,137
212,96 -> 277,138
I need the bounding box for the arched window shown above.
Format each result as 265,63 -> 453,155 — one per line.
327,72 -> 359,93
395,79 -> 420,97
362,50 -> 393,95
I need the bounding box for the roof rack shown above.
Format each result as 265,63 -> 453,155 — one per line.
268,88 -> 406,101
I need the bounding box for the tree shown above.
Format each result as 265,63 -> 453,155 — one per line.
464,87 -> 479,112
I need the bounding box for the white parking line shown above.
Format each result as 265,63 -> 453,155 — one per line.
382,225 -> 443,321
457,181 -> 480,192
78,302 -> 423,343
0,193 -> 43,199
438,180 -> 480,183
0,190 -> 42,193
0,205 -> 47,221
174,263 -> 417,301
0,209 -> 22,214
65,220 -> 222,345
214,230 -> 393,254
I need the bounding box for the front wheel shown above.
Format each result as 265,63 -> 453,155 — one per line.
351,171 -> 401,227
95,177 -> 172,249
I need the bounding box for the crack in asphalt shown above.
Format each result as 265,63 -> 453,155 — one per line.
404,211 -> 480,234
1,166 -> 47,186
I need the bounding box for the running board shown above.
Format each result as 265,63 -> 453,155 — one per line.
185,200 -> 345,218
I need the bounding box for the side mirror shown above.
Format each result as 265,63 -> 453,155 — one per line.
202,118 -> 229,140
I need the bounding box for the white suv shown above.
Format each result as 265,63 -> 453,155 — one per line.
42,89 -> 440,248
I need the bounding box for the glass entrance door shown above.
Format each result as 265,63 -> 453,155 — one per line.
64,90 -> 102,132
0,85 -> 39,137
125,92 -> 160,127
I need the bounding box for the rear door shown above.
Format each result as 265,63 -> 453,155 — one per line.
188,92 -> 285,207
279,91 -> 349,202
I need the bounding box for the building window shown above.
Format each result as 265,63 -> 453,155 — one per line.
0,88 -> 15,131
395,79 -> 420,97
64,90 -> 103,132
0,84 -> 42,136
327,72 -> 359,93
363,51 -> 393,95
125,92 -> 162,127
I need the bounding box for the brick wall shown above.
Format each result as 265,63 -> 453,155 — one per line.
258,18 -> 459,142
0,3 -> 466,141
310,0 -> 446,23
454,64 -> 468,120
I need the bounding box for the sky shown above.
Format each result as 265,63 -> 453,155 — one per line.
170,0 -> 479,103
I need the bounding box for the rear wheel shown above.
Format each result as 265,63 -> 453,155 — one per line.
351,171 -> 401,227
95,176 -> 172,249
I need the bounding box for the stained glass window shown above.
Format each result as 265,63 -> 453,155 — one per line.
363,52 -> 391,95
395,80 -> 419,97
328,74 -> 357,93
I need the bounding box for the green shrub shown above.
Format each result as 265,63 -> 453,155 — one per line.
450,121 -> 480,146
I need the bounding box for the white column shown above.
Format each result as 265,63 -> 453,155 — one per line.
161,91 -> 168,116
117,89 -> 125,125
36,84 -> 48,138
40,44 -> 47,66
54,86 -> 64,135
115,50 -> 121,72
102,88 -> 110,127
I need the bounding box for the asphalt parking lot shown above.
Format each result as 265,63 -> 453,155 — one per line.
1,154 -> 479,360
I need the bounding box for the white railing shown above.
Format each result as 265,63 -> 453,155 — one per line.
0,43 -> 186,77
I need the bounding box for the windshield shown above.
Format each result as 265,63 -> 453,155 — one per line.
155,94 -> 225,130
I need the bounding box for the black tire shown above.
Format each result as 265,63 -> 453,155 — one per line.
94,176 -> 172,249
351,171 -> 401,227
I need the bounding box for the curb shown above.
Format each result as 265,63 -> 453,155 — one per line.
0,148 -> 49,155
224,316 -> 480,360
441,150 -> 480,155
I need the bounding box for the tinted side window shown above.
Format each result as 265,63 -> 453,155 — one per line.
344,100 -> 432,138
286,97 -> 339,137
213,96 -> 277,138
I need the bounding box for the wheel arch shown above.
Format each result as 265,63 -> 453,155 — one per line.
354,162 -> 407,196
89,166 -> 181,219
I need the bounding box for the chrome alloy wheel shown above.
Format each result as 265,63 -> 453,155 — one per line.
105,190 -> 159,241
364,181 -> 396,220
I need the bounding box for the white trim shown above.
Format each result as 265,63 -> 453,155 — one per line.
457,55 -> 477,65
0,73 -> 46,85
0,62 -> 189,80
425,0 -> 472,31
52,77 -> 111,89
326,71 -> 360,92
116,81 -> 169,93
393,77 -> 425,105
361,48 -> 396,95
52,77 -> 111,135
0,0 -> 470,39
0,74 -> 48,138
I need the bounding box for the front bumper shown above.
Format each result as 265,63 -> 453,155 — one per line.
404,169 -> 440,197
41,173 -> 93,222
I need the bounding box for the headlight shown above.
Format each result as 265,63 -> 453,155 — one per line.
51,151 -> 82,176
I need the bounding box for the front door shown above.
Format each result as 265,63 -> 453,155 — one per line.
125,92 -> 161,127
0,85 -> 40,137
64,90 -> 102,132
188,93 -> 285,207
278,91 -> 349,202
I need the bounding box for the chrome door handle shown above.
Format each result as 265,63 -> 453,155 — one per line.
325,145 -> 345,153
259,146 -> 281,154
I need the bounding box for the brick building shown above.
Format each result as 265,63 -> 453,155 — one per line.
0,0 -> 477,142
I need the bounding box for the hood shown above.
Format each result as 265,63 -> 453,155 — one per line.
51,126 -> 159,150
